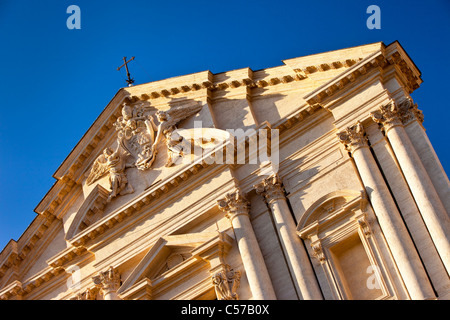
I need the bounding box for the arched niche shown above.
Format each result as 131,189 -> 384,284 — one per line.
297,190 -> 398,300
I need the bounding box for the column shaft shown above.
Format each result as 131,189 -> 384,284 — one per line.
231,213 -> 277,299
371,99 -> 450,274
255,174 -> 323,300
385,126 -> 450,273
218,189 -> 277,300
338,122 -> 435,300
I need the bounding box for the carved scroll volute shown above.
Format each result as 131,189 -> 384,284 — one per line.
211,264 -> 241,300
254,173 -> 285,204
370,98 -> 424,132
92,266 -> 121,299
337,121 -> 368,154
217,189 -> 250,221
310,240 -> 326,264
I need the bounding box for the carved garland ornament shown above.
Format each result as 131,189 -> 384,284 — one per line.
85,102 -> 202,202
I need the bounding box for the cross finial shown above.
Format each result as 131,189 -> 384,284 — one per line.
117,56 -> 135,86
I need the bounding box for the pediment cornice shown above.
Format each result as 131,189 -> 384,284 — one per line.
65,184 -> 110,242
117,231 -> 233,300
0,213 -> 56,287
303,41 -> 422,106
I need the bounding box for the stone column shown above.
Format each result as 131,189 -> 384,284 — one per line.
254,174 -> 323,300
92,266 -> 122,300
218,189 -> 277,300
337,122 -> 435,300
371,100 -> 450,274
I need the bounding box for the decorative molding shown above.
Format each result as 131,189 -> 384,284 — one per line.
0,280 -> 24,300
310,240 -> 326,264
46,246 -> 88,270
304,52 -> 387,105
0,214 -> 55,283
297,190 -> 367,234
303,44 -> 422,106
10,266 -> 64,299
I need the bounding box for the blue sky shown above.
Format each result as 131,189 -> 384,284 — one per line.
0,0 -> 449,250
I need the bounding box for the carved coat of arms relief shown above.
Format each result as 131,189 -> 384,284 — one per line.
85,101 -> 202,202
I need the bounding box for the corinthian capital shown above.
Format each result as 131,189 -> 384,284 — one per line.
254,173 -> 285,203
370,99 -> 423,131
396,98 -> 424,125
92,266 -> 121,295
337,121 -> 368,154
217,189 -> 250,220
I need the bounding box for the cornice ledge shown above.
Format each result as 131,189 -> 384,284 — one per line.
0,280 -> 23,300
46,245 -> 89,270
303,42 -> 422,106
125,70 -> 214,102
0,214 -> 56,281
0,240 -> 18,279
125,66 -> 306,103
20,265 -> 65,296
272,102 -> 323,133
303,50 -> 386,105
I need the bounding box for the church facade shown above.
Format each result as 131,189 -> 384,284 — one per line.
0,41 -> 449,300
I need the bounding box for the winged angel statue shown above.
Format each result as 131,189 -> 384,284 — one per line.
85,101 -> 202,202
153,101 -> 202,167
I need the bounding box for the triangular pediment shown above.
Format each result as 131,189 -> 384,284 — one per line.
35,41 -> 416,226
66,184 -> 110,242
117,231 -> 233,300
50,43 -> 389,187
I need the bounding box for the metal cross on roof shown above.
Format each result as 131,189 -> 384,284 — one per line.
117,56 -> 135,86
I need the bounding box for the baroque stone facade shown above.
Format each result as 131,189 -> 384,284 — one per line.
1,41 -> 449,300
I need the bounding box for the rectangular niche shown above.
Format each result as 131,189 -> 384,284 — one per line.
329,232 -> 382,300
